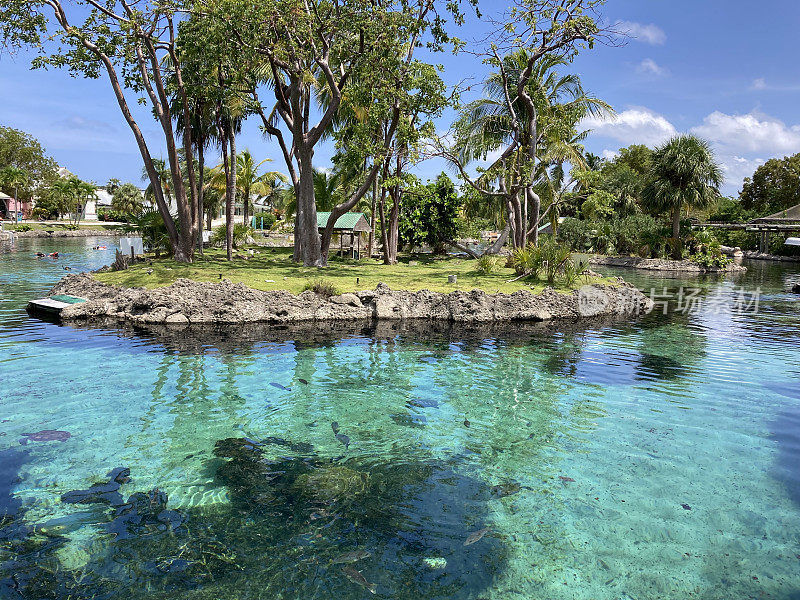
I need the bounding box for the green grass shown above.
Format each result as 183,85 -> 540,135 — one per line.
94,247 -> 612,295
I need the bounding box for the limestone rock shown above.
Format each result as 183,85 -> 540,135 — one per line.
49,274 -> 653,326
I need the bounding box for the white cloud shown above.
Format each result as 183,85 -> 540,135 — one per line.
690,110 -> 800,154
751,78 -> 767,90
602,149 -> 620,161
583,108 -> 677,147
719,156 -> 765,190
636,58 -> 667,77
617,21 -> 667,45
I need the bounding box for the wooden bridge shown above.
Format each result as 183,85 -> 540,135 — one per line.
694,203 -> 800,252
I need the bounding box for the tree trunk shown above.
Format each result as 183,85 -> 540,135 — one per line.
486,225 -> 509,255
382,187 -> 400,265
528,188 -> 541,247
227,128 -> 237,257
243,182 -> 249,227
367,176 -> 378,259
220,130 -> 232,261
296,149 -> 322,266
672,203 -> 682,260
197,142 -> 205,256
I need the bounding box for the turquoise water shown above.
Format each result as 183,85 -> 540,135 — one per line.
1,237 -> 799,599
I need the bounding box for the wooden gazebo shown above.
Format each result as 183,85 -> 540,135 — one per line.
316,211 -> 371,259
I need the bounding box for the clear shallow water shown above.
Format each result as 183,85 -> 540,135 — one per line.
0,238 -> 799,599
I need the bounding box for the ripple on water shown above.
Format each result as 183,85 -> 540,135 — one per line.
0,240 -> 799,599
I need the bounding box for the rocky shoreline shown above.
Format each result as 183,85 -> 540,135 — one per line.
12,228 -> 124,238
589,255 -> 747,273
48,273 -> 653,325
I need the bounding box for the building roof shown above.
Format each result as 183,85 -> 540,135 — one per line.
754,203 -> 800,223
316,211 -> 371,232
0,192 -> 11,200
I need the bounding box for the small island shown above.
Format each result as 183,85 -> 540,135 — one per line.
49,249 -> 653,325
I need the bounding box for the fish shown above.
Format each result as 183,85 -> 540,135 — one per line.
270,382 -> 291,391
20,430 -> 71,443
681,503 -> 692,511
464,527 -> 491,546
559,476 -> 575,483
336,433 -> 350,449
464,417 -> 470,428
341,565 -> 377,594
331,421 -> 340,434
332,549 -> 371,564
298,378 -> 309,385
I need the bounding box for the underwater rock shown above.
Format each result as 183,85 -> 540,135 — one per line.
406,398 -> 439,409
214,437 -> 262,459
20,430 -> 71,443
422,556 -> 447,570
107,488 -> 180,538
792,283 -> 800,294
490,482 -> 522,498
61,467 -> 130,506
390,413 -> 427,429
293,465 -> 371,504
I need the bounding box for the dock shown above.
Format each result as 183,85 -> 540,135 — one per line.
27,295 -> 87,318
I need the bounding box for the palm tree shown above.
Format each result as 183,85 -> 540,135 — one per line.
110,183 -> 144,218
141,159 -> 174,208
642,135 -> 723,260
452,53 -> 612,247
235,150 -> 288,225
68,178 -> 96,226
0,166 -> 30,222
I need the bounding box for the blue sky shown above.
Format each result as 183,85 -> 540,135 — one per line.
1,0 -> 799,195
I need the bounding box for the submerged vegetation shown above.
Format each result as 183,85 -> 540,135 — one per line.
0,436 -> 506,599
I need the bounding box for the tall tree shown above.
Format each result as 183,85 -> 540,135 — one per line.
0,166 -> 30,222
0,125 -> 58,202
740,153 -> 800,217
642,135 -> 723,260
111,182 -> 144,217
210,0 -> 464,266
235,150 -> 287,225
445,50 -> 611,248
2,0 -> 203,261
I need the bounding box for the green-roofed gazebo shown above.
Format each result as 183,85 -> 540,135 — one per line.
316,211 -> 371,259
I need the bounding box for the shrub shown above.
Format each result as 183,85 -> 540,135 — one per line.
686,228 -> 731,269
558,215 -> 670,258
539,237 -> 574,285
211,223 -> 253,249
127,208 -> 171,257
475,254 -> 503,275
302,279 -> 340,299
10,223 -> 32,232
510,244 -> 543,276
510,238 -> 580,285
254,212 -> 277,230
